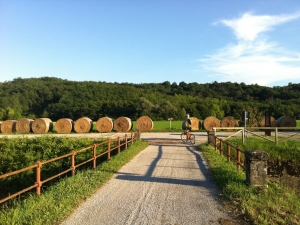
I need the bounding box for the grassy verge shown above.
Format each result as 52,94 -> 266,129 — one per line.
0,140 -> 148,225
199,144 -> 300,225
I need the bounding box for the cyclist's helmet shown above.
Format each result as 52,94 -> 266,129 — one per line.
186,114 -> 190,118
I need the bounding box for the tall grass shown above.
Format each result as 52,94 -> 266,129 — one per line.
227,137 -> 300,160
199,144 -> 300,224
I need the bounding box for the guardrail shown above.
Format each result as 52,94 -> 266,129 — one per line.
0,131 -> 140,204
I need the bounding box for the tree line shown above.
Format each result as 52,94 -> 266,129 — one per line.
1,77 -> 300,122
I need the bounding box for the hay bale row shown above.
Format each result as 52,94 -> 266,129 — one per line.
96,117 -> 114,132
32,118 -> 53,134
202,116 -> 220,131
16,118 -> 34,133
74,117 -> 93,133
1,120 -> 17,133
114,117 -> 132,132
259,116 -> 277,127
276,116 -> 296,127
190,117 -> 201,130
1,115 -> 295,134
136,116 -> 153,131
56,118 -> 74,133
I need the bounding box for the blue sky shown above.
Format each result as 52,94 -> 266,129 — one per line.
1,0 -> 300,87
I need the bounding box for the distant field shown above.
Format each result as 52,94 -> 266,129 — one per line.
133,120 -> 187,132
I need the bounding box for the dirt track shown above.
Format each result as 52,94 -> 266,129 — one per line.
59,132 -> 240,225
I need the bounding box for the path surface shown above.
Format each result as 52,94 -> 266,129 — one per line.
60,132 -> 232,225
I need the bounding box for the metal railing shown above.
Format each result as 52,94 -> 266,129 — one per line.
0,131 -> 139,204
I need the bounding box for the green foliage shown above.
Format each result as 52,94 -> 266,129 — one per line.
1,77 -> 300,121
0,140 -> 148,225
0,136 -> 100,200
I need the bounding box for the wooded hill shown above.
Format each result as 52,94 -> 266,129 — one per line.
1,77 -> 300,122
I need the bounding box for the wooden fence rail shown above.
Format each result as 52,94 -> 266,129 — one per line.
0,131 -> 139,204
213,135 -> 245,171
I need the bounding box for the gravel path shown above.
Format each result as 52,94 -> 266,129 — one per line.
61,133 -> 231,225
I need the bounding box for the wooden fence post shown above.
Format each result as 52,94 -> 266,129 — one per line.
108,140 -> 111,160
118,137 -> 121,154
215,136 -> 217,151
227,143 -> 231,162
220,141 -> 223,156
35,161 -> 42,195
237,148 -> 241,170
275,127 -> 278,145
71,152 -> 75,176
125,134 -> 128,149
93,144 -> 97,169
131,132 -> 134,144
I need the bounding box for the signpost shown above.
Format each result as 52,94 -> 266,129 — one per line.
242,111 -> 249,139
168,118 -> 173,129
265,111 -> 271,136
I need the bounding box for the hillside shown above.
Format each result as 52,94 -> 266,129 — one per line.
1,77 -> 300,121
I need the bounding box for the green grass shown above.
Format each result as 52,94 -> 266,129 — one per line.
0,140 -> 148,225
224,137 -> 300,160
199,144 -> 300,225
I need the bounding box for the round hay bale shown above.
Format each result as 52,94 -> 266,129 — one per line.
55,118 -> 74,133
276,116 -> 296,127
1,120 -> 17,133
190,117 -> 201,130
202,116 -> 220,131
114,117 -> 132,132
259,116 -> 276,127
220,116 -> 238,130
136,116 -> 153,131
16,118 -> 34,133
74,117 -> 93,133
32,118 -> 53,133
96,117 -> 114,132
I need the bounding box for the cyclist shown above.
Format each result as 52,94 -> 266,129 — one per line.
183,114 -> 192,139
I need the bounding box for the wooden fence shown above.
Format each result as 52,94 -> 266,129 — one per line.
0,131 -> 140,204
212,127 -> 300,145
212,134 -> 245,171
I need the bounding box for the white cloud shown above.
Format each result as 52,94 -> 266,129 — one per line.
199,12 -> 300,86
221,12 -> 300,41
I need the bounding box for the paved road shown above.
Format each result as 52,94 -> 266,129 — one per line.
60,132 -> 232,225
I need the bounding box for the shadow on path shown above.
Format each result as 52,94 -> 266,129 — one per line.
115,143 -> 218,196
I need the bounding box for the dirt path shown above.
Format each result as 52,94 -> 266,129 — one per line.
60,133 -> 236,225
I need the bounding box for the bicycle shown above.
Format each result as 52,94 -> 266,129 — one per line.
181,129 -> 195,144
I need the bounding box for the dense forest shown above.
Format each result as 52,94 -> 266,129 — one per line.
0,77 -> 300,123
